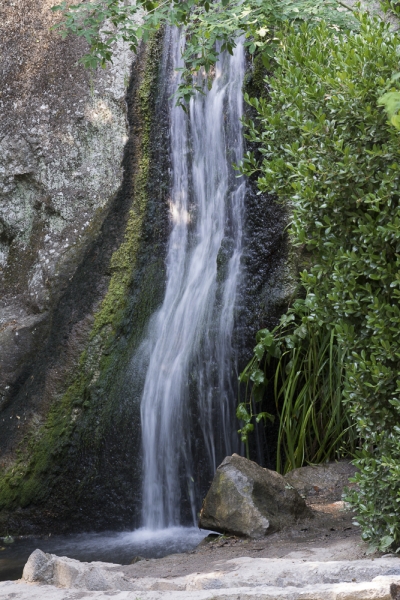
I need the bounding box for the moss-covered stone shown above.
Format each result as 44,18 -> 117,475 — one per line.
243,53 -> 270,100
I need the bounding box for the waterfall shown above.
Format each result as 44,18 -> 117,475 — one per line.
139,27 -> 246,530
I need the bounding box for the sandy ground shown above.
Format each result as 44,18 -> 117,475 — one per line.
118,501 -> 372,581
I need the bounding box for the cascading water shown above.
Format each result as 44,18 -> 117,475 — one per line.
139,27 -> 246,530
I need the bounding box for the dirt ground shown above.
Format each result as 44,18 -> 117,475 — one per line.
120,499 -> 374,580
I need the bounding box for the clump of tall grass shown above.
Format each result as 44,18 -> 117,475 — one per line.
238,299 -> 356,473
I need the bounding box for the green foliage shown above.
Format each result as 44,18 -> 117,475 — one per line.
378,73 -> 400,130
51,0 -> 355,106
239,300 -> 355,473
240,12 -> 400,548
236,400 -> 274,460
381,0 -> 400,19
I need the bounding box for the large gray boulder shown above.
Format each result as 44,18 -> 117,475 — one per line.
198,454 -> 311,538
0,0 -> 133,411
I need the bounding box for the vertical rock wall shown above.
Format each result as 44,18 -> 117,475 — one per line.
0,1 -> 171,534
0,0 -> 133,422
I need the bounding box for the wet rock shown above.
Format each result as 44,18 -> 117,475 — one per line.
284,461 -> 357,503
0,0 -> 168,538
196,533 -> 222,549
198,454 -> 311,538
0,0 -> 133,451
3,535 -> 14,545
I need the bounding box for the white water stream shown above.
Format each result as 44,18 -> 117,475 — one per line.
139,28 -> 246,529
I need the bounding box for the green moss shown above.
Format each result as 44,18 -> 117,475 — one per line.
243,53 -> 269,99
92,39 -> 158,336
0,370 -> 86,510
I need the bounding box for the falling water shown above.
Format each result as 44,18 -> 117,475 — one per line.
139,28 -> 246,529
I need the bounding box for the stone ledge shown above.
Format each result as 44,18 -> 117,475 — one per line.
0,577 -> 399,599
1,549 -> 399,599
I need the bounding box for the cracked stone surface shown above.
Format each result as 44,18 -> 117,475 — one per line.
1,550 -> 400,599
0,0 -> 134,453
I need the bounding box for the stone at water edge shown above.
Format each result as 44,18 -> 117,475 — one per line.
22,549 -> 116,590
198,454 -> 311,538
130,555 -> 146,564
23,549 -> 54,584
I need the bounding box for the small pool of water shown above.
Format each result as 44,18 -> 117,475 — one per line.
0,526 -> 209,582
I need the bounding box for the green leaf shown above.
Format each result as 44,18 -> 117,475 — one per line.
256,411 -> 275,424
250,369 -> 265,386
236,403 -> 251,423
379,536 -> 395,551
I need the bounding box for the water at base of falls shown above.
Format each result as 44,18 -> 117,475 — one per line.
136,27 -> 246,530
0,528 -> 208,582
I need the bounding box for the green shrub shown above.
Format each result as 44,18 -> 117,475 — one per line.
241,13 -> 400,549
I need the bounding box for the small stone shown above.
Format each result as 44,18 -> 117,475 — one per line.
196,533 -> 222,549
391,582 -> 400,599
3,535 -> 14,544
130,556 -> 145,564
22,549 -> 54,583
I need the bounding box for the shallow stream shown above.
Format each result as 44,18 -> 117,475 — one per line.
0,527 -> 208,582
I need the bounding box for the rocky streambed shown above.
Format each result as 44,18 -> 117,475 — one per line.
2,461 -> 400,599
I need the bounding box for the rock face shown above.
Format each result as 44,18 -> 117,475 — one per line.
0,0 -> 171,534
0,0 -> 133,412
0,0 -> 134,472
198,454 -> 310,538
0,0 -> 295,536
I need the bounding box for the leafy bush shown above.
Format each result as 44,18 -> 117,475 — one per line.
241,13 -> 400,549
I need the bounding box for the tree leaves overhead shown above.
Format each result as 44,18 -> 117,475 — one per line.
51,0 -> 356,106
